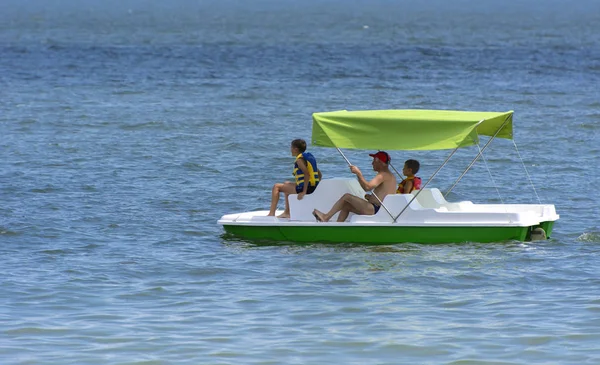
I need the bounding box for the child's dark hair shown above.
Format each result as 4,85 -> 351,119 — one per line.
405,159 -> 420,174
291,139 -> 307,153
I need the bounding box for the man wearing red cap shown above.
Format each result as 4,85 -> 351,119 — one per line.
313,151 -> 397,222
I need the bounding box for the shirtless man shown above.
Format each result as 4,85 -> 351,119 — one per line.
313,151 -> 397,222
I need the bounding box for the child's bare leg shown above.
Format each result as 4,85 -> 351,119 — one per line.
277,183 -> 297,218
269,182 -> 297,217
278,193 -> 291,218
268,183 -> 282,216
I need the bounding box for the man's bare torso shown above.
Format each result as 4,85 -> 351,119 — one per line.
367,170 -> 397,205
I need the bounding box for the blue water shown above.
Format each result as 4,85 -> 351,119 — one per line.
1,0 -> 599,363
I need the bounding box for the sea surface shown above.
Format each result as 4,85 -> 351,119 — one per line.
1,0 -> 599,364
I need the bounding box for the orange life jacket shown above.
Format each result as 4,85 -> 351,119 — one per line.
396,176 -> 422,194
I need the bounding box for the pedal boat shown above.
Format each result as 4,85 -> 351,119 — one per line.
218,109 -> 559,244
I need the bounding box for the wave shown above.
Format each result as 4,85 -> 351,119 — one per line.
118,121 -> 166,130
31,186 -> 62,193
0,227 -> 21,236
111,90 -> 146,96
577,232 -> 600,243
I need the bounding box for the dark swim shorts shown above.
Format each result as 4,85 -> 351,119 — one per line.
296,184 -> 318,194
371,203 -> 381,214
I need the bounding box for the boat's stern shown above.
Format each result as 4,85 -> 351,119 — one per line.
524,204 -> 559,240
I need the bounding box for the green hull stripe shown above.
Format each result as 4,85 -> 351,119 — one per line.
222,224 -> 537,243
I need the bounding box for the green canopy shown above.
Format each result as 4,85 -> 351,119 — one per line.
311,109 -> 513,151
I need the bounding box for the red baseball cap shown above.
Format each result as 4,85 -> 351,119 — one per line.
369,151 -> 391,164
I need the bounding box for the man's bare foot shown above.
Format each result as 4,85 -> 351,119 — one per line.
312,209 -> 328,222
277,212 -> 290,219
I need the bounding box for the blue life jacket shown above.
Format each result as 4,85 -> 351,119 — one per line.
293,152 -> 320,190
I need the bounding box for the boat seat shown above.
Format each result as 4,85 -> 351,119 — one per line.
412,188 -> 473,211
350,194 -> 425,223
411,188 -> 447,208
289,178 -> 366,221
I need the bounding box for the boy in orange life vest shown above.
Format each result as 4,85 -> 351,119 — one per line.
268,139 -> 322,218
396,159 -> 422,194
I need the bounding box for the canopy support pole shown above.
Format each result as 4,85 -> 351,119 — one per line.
388,162 -> 403,181
392,145 -> 460,223
512,140 -> 542,204
336,147 -> 353,166
444,116 -> 511,197
478,141 -> 505,204
336,147 -> 396,222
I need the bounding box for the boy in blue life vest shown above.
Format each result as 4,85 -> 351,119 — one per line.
268,139 -> 322,218
396,159 -> 422,194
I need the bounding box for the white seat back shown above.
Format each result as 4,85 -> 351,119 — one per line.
350,194 -> 425,223
411,188 -> 447,208
289,178 -> 366,221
